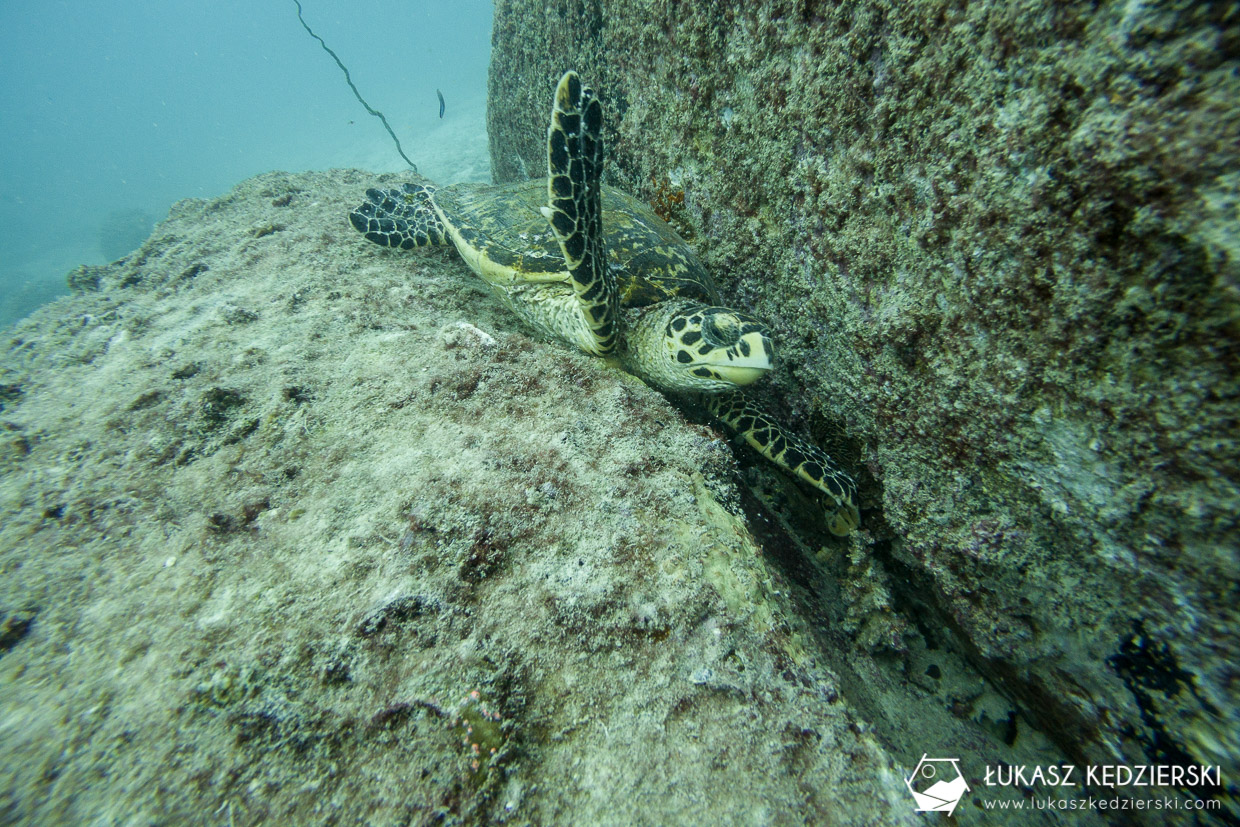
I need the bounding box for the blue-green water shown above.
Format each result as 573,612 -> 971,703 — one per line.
0,0 -> 494,329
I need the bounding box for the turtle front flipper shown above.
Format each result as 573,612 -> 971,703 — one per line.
706,391 -> 860,536
539,71 -> 618,356
349,184 -> 450,250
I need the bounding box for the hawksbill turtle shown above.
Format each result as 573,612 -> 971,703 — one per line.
349,72 -> 859,535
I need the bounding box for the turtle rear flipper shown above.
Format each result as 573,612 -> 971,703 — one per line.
539,71 -> 618,356
706,391 -> 860,536
350,184 -> 449,250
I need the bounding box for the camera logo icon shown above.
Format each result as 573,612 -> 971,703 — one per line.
904,754 -> 970,816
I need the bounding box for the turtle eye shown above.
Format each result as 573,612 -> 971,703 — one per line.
701,312 -> 742,347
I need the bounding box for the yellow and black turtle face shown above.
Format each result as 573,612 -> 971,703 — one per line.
667,305 -> 773,390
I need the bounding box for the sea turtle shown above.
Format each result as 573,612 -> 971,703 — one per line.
349,72 -> 859,535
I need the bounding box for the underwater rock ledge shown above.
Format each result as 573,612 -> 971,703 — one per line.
489,1 -> 1238,824
0,169 -> 925,824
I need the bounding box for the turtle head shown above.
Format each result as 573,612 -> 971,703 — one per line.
627,301 -> 773,392
672,306 -> 773,387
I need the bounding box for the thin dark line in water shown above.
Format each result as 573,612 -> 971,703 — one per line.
293,0 -> 417,171
437,89 -> 446,119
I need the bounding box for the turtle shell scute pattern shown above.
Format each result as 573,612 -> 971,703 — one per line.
433,182 -> 721,308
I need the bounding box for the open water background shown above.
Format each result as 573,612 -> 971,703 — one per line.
0,0 -> 494,328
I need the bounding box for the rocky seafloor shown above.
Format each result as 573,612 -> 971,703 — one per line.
0,168 -> 1048,826
485,0 -> 1238,825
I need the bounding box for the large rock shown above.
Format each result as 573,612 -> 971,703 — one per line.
0,170 -> 932,824
489,0 -> 1238,821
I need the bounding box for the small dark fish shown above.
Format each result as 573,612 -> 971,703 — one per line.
437,89 -> 445,119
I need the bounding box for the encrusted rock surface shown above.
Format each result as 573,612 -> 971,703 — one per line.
0,169 -> 935,824
489,1 -> 1238,822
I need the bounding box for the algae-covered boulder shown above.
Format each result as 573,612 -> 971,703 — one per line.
0,169 -> 935,824
489,0 -> 1238,822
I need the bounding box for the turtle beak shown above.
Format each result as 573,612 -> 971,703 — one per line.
703,328 -> 772,385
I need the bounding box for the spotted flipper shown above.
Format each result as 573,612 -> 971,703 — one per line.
539,71 -> 618,356
706,391 -> 860,536
349,184 -> 449,250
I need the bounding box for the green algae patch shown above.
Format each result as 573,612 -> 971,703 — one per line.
451,689 -> 510,781
691,474 -> 780,636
